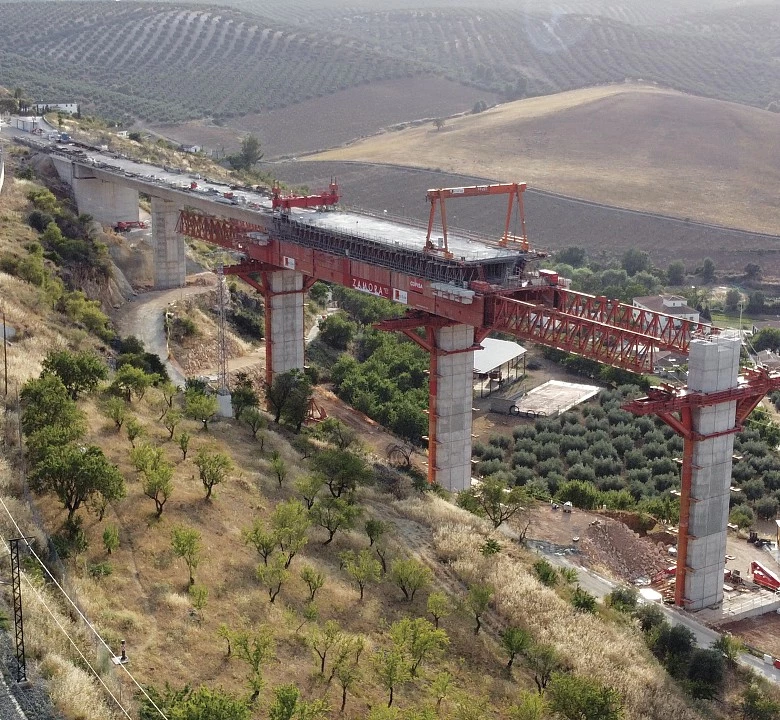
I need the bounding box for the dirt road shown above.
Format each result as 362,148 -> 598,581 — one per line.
112,275 -> 216,386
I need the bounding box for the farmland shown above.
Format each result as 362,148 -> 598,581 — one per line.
151,77 -> 500,160
266,157 -> 780,274
307,85 -> 780,240
3,0 -> 780,129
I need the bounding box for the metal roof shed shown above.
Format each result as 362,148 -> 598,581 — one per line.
473,338 -> 526,397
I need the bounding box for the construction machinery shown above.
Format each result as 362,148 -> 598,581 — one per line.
750,561 -> 780,592
113,220 -> 148,232
425,183 -> 528,258
272,179 -> 339,212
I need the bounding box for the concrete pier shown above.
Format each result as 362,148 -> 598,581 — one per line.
265,270 -> 305,382
70,164 -> 139,226
151,196 -> 186,289
430,325 -> 475,492
684,334 -> 741,610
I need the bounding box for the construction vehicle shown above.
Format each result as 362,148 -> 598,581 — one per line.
113,220 -> 148,232
749,561 -> 780,592
272,179 -> 339,212
748,530 -> 773,547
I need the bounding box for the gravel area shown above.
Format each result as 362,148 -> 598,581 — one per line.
0,623 -> 60,720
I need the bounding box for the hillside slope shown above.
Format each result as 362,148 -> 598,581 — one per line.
314,85 -> 780,235
4,0 -> 780,127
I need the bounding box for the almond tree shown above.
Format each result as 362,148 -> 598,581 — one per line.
271,500 -> 310,568
233,627 -> 276,702
256,553 -> 289,603
340,549 -> 381,600
300,566 -> 325,602
171,525 -> 201,586
243,519 -> 276,565
372,648 -> 411,708
143,462 -> 174,517
309,620 -> 342,676
309,497 -> 361,545
390,617 -> 448,676
427,591 -> 452,629
501,627 -> 532,671
389,557 -> 432,602
467,583 -> 494,635
194,446 -> 233,499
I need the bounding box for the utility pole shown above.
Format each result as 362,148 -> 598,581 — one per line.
2,307 -> 7,397
10,538 -> 29,683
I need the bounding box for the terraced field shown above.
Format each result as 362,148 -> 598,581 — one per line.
0,2 -> 421,124
2,0 -> 780,128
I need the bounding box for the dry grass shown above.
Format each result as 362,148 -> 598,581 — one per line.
393,495 -> 709,720
40,653 -> 115,720
314,84 -> 780,234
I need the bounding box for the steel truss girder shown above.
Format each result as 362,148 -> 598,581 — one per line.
176,211 -> 268,251
487,295 -> 657,373
499,287 -> 716,350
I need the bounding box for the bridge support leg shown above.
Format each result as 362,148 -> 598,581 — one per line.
429,324 -> 475,492
151,196 -> 185,289
71,166 -> 139,226
264,270 -> 305,387
679,335 -> 741,609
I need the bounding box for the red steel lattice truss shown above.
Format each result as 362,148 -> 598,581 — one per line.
625,368 -> 780,606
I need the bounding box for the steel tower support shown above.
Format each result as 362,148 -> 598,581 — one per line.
10,538 -> 27,683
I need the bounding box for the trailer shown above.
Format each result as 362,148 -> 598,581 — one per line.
113,220 -> 148,232
749,561 -> 780,592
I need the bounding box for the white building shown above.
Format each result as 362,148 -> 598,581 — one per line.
34,102 -> 78,115
633,294 -> 700,324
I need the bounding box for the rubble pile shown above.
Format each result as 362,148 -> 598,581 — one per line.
581,517 -> 671,583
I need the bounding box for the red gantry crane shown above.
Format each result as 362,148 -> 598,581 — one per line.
425,183 -> 528,257
272,179 -> 339,212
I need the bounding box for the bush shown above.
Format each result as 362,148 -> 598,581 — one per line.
607,586 -> 638,612
532,559 -> 558,587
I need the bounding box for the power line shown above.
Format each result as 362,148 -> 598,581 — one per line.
0,497 -> 169,720
1,539 -> 133,719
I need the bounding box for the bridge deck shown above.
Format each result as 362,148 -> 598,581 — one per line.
48,142 -> 526,264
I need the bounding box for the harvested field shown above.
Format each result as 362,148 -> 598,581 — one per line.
311,85 -> 780,237
268,159 -> 780,273
152,76 -> 500,160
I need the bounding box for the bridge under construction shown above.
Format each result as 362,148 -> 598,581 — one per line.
26,136 -> 780,612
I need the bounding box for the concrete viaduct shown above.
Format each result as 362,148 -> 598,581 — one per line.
35,140 -> 779,612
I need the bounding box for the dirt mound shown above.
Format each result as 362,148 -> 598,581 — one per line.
581,517 -> 671,583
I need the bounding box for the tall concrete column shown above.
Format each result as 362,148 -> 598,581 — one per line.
684,334 -> 741,610
151,196 -> 185,289
430,325 -> 475,492
265,270 -> 305,385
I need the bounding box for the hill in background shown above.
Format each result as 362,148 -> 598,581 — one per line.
313,85 -> 780,237
2,0 -> 780,129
